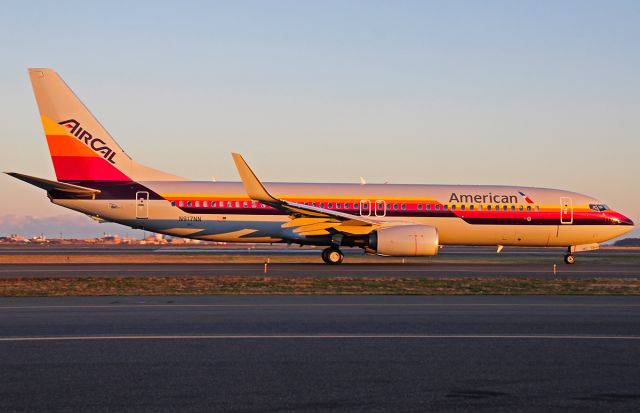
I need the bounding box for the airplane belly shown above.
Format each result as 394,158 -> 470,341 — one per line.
548,225 -> 628,246
426,217 -> 557,246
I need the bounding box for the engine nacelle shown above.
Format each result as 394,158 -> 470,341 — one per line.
368,225 -> 439,257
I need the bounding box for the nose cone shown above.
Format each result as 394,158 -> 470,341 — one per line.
618,213 -> 634,226
607,211 -> 634,226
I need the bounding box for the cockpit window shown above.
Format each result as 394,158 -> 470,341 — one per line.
589,204 -> 610,212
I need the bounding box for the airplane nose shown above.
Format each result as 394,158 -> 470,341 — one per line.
616,213 -> 634,226
607,212 -> 634,226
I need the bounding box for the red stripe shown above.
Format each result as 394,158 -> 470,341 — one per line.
51,156 -> 131,181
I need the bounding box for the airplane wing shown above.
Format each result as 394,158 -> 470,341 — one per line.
231,153 -> 381,237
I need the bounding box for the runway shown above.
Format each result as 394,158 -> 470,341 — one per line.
1,261 -> 639,279
0,295 -> 639,412
0,246 -> 639,278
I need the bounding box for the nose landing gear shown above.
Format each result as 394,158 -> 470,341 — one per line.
563,243 -> 599,264
322,247 -> 344,265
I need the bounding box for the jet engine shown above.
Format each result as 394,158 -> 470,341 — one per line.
367,225 -> 439,256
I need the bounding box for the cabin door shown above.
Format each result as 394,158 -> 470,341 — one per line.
560,197 -> 573,224
136,191 -> 149,219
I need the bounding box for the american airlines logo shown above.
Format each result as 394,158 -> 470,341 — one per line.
449,193 -> 519,204
58,119 -> 117,164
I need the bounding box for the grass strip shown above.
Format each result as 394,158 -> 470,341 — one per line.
0,277 -> 639,296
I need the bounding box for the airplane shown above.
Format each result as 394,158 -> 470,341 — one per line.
6,68 -> 635,265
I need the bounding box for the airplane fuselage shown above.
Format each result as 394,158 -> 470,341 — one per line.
52,180 -> 634,248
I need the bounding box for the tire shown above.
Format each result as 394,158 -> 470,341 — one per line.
564,254 -> 576,264
321,248 -> 330,264
322,248 -> 344,264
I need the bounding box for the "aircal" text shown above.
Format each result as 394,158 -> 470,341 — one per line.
58,119 -> 117,164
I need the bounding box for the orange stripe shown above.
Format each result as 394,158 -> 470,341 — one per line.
46,134 -> 99,158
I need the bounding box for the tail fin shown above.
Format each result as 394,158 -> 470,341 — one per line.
28,68 -> 182,182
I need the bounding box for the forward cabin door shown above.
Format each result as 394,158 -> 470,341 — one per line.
560,197 -> 573,224
136,191 -> 149,219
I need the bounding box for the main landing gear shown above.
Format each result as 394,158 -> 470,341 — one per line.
322,247 -> 344,265
564,254 -> 576,265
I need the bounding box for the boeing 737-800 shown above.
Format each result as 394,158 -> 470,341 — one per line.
7,69 -> 635,264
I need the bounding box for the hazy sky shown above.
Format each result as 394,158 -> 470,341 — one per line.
0,0 -> 638,238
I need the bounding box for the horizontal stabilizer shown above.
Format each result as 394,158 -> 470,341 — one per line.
5,172 -> 101,196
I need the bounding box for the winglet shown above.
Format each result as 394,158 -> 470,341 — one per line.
231,153 -> 279,204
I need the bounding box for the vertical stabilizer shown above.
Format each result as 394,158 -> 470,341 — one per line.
28,68 -> 183,182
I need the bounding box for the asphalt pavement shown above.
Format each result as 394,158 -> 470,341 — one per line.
0,295 -> 639,412
1,246 -> 638,279
1,261 -> 638,278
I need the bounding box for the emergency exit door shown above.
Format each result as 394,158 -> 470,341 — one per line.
136,191 -> 149,219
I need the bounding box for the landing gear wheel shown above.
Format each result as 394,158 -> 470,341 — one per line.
564,254 -> 576,264
322,248 -> 344,265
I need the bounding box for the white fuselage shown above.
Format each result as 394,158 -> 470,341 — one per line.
52,181 -> 634,247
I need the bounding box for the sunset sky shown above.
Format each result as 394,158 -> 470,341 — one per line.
0,1 -> 638,238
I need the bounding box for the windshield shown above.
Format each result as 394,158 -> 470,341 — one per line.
589,204 -> 610,212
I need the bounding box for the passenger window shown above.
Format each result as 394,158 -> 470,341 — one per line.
195,201 -> 200,207
212,201 -> 217,207
444,205 -> 449,211
252,202 -> 257,208
336,203 -> 342,209
401,204 -> 406,210
469,205 -> 474,211
451,205 -> 457,211
477,205 -> 482,211
320,202 -> 325,208
418,204 -> 423,210
393,204 -> 399,210
328,202 -> 333,208
519,205 -> 523,211
503,205 -> 508,211
435,205 -> 441,211
487,205 -> 492,211
527,205 -> 531,211
511,205 -> 515,211
426,204 -> 431,210
171,201 -> 176,207
535,205 -> 540,211
187,201 -> 192,207
461,205 -> 466,211
243,201 -> 248,208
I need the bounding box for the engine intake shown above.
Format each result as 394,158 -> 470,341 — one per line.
368,225 -> 439,256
